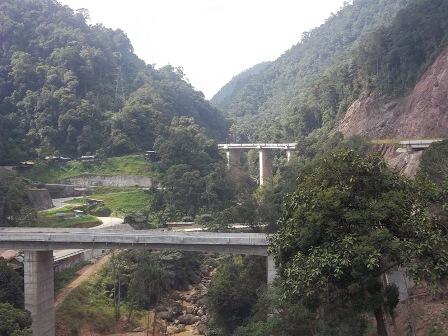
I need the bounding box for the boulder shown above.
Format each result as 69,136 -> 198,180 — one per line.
178,313 -> 198,325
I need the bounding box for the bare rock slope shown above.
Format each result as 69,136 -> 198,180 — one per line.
337,48 -> 448,175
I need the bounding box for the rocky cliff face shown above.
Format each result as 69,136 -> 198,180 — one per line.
337,47 -> 448,176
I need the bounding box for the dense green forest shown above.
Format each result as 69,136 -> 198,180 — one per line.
0,0 -> 226,164
212,0 -> 448,147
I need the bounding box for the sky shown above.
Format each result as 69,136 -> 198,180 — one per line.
58,0 -> 347,99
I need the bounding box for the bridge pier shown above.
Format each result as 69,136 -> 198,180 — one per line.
267,255 -> 277,284
226,148 -> 242,169
24,250 -> 55,336
259,148 -> 273,186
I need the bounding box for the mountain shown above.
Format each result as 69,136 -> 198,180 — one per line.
0,0 -> 226,164
211,62 -> 271,113
212,0 -> 448,147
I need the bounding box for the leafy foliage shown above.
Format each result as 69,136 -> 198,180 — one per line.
417,140 -> 448,184
207,256 -> 266,334
0,303 -> 31,336
271,150 -> 448,335
0,170 -> 37,227
0,258 -> 24,309
0,0 -> 226,164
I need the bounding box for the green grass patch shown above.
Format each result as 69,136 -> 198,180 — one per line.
68,189 -> 154,217
23,155 -> 157,183
55,261 -> 91,293
37,204 -> 101,228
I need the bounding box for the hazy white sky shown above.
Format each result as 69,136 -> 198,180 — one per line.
58,0 -> 347,98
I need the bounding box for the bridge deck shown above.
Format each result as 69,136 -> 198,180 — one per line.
218,143 -> 296,149
0,228 -> 269,255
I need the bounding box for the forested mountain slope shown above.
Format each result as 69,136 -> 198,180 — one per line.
213,0 -> 448,147
0,0 -> 226,164
211,0 -> 410,141
211,62 -> 271,111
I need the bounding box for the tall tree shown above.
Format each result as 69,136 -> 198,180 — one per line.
271,150 -> 448,336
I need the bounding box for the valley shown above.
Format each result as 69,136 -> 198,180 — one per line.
1,0 -> 448,336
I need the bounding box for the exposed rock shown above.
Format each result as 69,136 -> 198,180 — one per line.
158,311 -> 174,321
336,47 -> 448,176
338,48 -> 448,140
167,324 -> 185,334
178,313 -> 199,325
197,322 -> 207,335
27,189 -> 53,210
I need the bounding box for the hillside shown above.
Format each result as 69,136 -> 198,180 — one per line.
211,62 -> 271,111
0,0 -> 226,164
211,0 -> 410,141
212,0 -> 448,149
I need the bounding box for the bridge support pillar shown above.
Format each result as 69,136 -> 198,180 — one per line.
259,149 -> 273,186
286,150 -> 292,162
24,250 -> 55,336
267,255 -> 277,284
226,149 -> 242,169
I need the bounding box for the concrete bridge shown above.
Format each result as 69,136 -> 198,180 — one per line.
398,139 -> 443,151
218,143 -> 296,185
0,228 -> 272,336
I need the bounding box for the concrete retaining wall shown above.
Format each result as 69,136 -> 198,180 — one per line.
65,174 -> 153,188
45,184 -> 94,198
53,249 -> 108,272
27,189 -> 54,210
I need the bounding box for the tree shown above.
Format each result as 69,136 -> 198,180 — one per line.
0,258 -> 24,308
271,150 -> 448,336
0,170 -> 37,227
0,303 -> 31,336
207,256 -> 266,334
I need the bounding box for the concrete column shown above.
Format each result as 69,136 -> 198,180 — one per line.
226,149 -> 241,169
385,267 -> 414,301
24,251 -> 55,336
267,255 -> 277,284
286,150 -> 292,162
259,148 -> 273,186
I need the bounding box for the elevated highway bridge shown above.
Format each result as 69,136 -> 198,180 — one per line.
0,228 -> 273,336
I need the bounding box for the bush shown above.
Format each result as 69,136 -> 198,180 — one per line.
89,206 -> 112,217
195,214 -> 213,225
181,216 -> 194,222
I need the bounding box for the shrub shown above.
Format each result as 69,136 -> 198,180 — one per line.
89,206 -> 112,217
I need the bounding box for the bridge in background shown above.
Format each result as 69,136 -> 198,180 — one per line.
371,138 -> 444,152
218,143 -> 296,185
0,227 -> 273,336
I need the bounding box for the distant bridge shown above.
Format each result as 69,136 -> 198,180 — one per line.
371,139 -> 444,151
0,228 -> 273,336
218,143 -> 296,185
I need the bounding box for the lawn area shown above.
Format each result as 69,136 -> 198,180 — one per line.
68,189 -> 154,217
23,155 -> 157,183
38,204 -> 101,228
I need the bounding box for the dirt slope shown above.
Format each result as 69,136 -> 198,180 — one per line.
338,47 -> 448,140
336,47 -> 448,176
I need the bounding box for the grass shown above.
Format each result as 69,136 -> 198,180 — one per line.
23,155 -> 157,183
56,265 -> 146,335
68,189 -> 154,217
54,261 -> 90,293
37,204 -> 101,228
